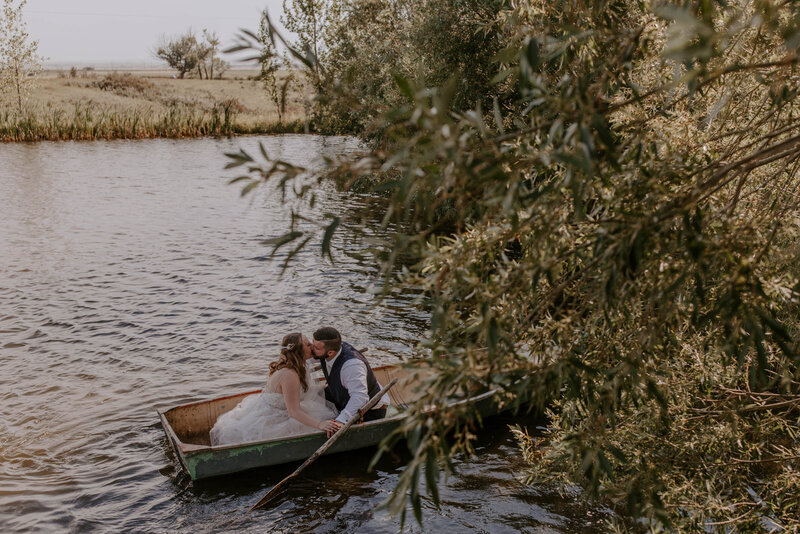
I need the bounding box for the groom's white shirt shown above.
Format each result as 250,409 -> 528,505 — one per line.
325,347 -> 390,423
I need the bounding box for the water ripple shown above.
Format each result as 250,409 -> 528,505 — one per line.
0,136 -> 610,532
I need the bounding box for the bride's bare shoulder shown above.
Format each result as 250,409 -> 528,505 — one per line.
270,367 -> 301,383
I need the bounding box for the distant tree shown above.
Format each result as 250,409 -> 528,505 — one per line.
200,29 -> 228,80
155,29 -> 228,80
211,56 -> 229,79
0,0 -> 44,112
154,30 -> 199,79
192,38 -> 210,79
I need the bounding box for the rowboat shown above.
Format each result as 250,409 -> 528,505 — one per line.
157,365 -> 499,480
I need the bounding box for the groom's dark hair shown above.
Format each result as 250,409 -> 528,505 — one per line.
313,326 -> 342,355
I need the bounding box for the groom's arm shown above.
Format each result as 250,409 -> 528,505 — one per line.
335,359 -> 370,424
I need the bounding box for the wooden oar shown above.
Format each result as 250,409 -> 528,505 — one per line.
247,377 -> 398,512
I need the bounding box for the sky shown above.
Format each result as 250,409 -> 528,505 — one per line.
24,0 -> 289,66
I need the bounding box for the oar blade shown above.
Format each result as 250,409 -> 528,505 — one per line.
245,377 -> 399,514
249,486 -> 281,511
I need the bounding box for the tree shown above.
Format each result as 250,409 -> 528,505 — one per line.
192,37 -> 210,80
257,10 -> 292,125
0,0 -> 44,113
231,0 -> 800,530
298,0 -> 505,133
154,30 -> 199,79
199,29 -> 228,80
281,0 -> 335,85
155,29 -> 228,80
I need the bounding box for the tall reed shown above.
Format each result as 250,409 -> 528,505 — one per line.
0,100 -> 294,142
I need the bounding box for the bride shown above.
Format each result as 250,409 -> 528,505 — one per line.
210,332 -> 340,446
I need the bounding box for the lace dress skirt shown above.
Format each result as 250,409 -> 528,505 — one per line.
210,380 -> 338,446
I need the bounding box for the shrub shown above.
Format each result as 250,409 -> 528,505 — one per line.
93,72 -> 156,98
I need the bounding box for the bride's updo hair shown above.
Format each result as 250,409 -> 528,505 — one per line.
269,332 -> 308,392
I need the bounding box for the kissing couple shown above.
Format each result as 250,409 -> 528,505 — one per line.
210,327 -> 390,446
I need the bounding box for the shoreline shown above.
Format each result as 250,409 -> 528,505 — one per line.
0,117 -> 310,143
2,69 -> 311,143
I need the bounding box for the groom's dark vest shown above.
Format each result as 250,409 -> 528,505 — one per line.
319,342 -> 382,412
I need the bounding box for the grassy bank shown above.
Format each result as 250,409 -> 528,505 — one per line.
1,69 -> 308,142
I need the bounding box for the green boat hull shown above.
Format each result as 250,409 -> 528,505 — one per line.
157,366 -> 500,480
161,412 -> 404,480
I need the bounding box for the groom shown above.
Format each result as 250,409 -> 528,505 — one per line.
312,326 -> 389,432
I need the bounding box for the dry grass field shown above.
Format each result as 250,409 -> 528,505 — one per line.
1,68 -> 310,141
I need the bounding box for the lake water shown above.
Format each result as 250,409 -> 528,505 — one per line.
0,136 -> 613,532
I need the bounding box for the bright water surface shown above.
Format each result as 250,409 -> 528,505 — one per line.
0,136 -> 613,533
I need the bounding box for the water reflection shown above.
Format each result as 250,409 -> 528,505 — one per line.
0,136 -> 610,532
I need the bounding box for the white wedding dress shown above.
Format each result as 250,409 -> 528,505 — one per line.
210,367 -> 338,446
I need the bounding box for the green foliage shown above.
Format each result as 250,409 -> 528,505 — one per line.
315,0 -> 507,134
258,10 -> 294,125
0,0 -> 44,112
281,0 -> 333,83
233,0 -> 800,530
